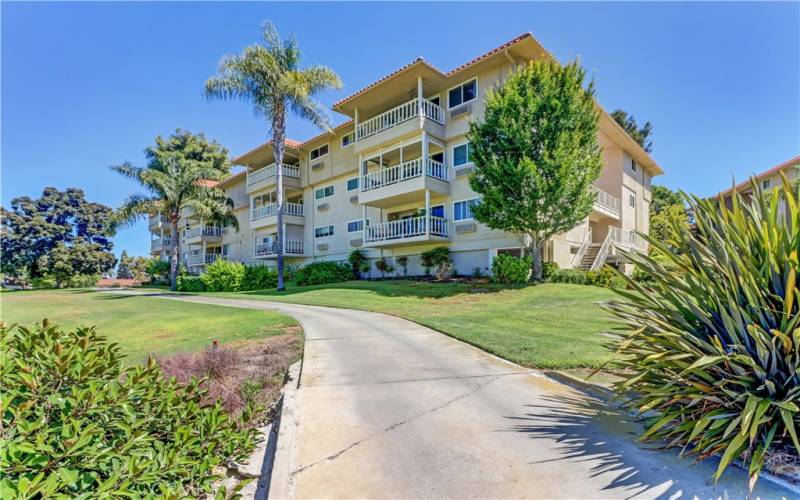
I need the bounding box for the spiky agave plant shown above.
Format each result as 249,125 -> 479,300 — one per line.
605,174 -> 799,489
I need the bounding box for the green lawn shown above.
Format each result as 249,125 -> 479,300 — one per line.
203,280 -> 621,369
0,289 -> 298,363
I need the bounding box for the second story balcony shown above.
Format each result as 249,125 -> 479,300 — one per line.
148,214 -> 168,231
246,163 -> 302,194
183,225 -> 222,245
150,236 -> 172,253
254,239 -> 305,259
591,186 -> 621,219
363,215 -> 449,248
250,201 -> 304,229
187,251 -> 221,268
354,98 -> 445,153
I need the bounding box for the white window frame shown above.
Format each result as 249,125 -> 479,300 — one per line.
310,143 -> 329,161
314,225 -> 335,238
346,218 -> 369,233
451,141 -> 472,169
314,184 -> 335,200
630,158 -> 637,172
453,197 -> 481,222
341,133 -> 354,148
346,176 -> 359,192
447,78 -> 478,110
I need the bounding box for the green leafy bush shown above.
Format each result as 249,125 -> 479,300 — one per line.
420,247 -> 451,278
66,274 -> 99,288
375,258 -> 394,278
294,261 -> 353,286
30,275 -> 57,289
241,265 -> 278,291
491,254 -> 531,285
542,261 -> 559,281
547,268 -> 589,285
146,258 -> 171,284
347,249 -> 366,279
0,320 -> 257,497
605,178 -> 799,488
177,275 -> 206,292
200,258 -> 245,292
396,256 -> 409,276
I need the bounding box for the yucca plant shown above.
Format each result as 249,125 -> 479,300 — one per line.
605,174 -> 799,489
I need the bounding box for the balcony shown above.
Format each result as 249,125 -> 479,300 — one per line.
247,163 -> 301,194
250,202 -> 304,229
363,215 -> 449,248
187,252 -> 221,267
148,215 -> 168,231
591,186 -> 621,219
183,226 -> 222,245
254,240 -> 305,259
150,236 -> 172,253
354,98 -> 445,153
359,158 -> 449,208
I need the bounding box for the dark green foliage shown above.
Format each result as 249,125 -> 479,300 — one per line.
468,60 -> 602,280
1,187 -> 116,280
241,265 -> 278,291
605,177 -> 799,488
347,249 -> 366,278
375,258 -> 394,279
0,321 -> 256,497
146,258 -> 171,284
491,254 -> 531,285
200,259 -> 246,292
116,250 -> 134,279
610,109 -> 653,153
396,256 -> 409,276
542,262 -> 559,281
177,275 -> 206,292
650,185 -> 683,215
420,247 -> 450,277
30,276 -> 57,289
545,266 -> 622,289
294,261 -> 353,286
547,268 -> 590,285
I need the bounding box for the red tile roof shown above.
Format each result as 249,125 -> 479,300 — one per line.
716,155 -> 800,198
299,120 -> 354,148
196,179 -> 219,188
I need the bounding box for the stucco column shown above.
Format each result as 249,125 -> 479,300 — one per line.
425,189 -> 430,237
421,131 -> 429,181
354,108 -> 359,141
417,76 -> 424,128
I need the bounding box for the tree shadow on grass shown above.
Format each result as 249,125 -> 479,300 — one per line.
233,279 -> 513,300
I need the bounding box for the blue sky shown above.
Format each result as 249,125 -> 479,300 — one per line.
3,2 -> 798,257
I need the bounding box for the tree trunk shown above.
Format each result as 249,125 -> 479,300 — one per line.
273,111 -> 286,292
528,235 -> 544,282
169,216 -> 179,291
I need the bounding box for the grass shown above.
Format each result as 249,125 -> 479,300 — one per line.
0,289 -> 298,363
201,280 -> 621,369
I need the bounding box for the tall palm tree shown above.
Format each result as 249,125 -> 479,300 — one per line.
112,130 -> 237,291
204,22 -> 342,291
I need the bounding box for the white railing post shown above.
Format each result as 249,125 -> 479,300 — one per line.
569,228 -> 593,269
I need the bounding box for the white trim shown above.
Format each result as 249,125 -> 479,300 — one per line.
314,184 -> 335,200
452,197 -> 480,222
346,176 -> 359,192
310,143 -> 330,161
314,224 -> 335,238
346,218 -> 369,233
341,132 -> 355,148
450,141 -> 473,169
447,77 -> 478,110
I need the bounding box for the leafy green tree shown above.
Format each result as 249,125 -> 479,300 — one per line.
650,185 -> 683,215
37,239 -> 117,287
468,60 -> 602,281
649,203 -> 690,245
205,22 -> 342,291
116,250 -> 134,279
611,109 -> 653,153
111,130 -> 236,291
1,187 -> 115,279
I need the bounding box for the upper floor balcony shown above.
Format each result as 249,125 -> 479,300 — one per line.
591,186 -> 621,220
254,239 -> 305,259
183,225 -> 222,245
250,201 -> 304,229
363,215 -> 449,248
150,236 -> 172,253
353,98 -> 445,153
247,163 -> 302,194
148,215 -> 168,231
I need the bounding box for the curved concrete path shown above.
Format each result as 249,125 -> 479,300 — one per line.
140,293 -> 792,499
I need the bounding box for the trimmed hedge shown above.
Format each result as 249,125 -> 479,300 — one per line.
200,259 -> 246,292
294,261 -> 353,286
241,265 -> 278,291
491,254 -> 531,285
177,275 -> 206,292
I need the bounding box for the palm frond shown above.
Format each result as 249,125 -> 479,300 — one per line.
111,194 -> 161,231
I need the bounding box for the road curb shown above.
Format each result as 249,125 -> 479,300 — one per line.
264,359 -> 302,500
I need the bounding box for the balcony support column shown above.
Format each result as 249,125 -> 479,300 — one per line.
354,108 -> 359,141
362,204 -> 367,244
425,189 -> 430,237
417,76 -> 424,128
421,131 -> 429,182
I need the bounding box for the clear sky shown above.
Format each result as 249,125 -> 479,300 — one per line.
3,2 -> 799,258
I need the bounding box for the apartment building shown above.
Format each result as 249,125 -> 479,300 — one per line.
150,33 -> 664,275
716,155 -> 799,224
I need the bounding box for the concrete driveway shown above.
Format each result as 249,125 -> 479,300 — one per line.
149,294 -> 793,499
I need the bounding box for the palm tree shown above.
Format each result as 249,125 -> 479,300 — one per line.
112,130 -> 237,291
204,22 -> 342,291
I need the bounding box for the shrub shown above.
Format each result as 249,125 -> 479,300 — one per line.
200,258 -> 245,292
177,275 -> 206,292
375,258 -> 394,279
67,274 -> 99,288
547,268 -> 589,285
471,266 -> 483,278
420,247 -> 450,278
604,178 -> 799,488
30,275 -> 57,289
359,261 -> 372,279
0,320 -> 257,497
294,261 -> 353,286
491,254 -> 531,285
396,256 -> 409,276
146,258 -> 171,283
347,249 -> 366,279
241,265 -> 278,291
542,261 -> 559,281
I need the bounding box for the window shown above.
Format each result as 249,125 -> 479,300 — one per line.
454,198 -> 481,221
430,152 -> 444,163
315,185 -> 334,200
341,133 -> 354,148
347,219 -> 368,233
448,78 -> 477,108
763,179 -> 771,189
630,159 -> 637,172
428,96 -> 440,106
452,143 -> 471,167
629,194 -> 636,208
222,244 -> 229,257
497,248 -> 523,258
346,177 -> 359,191
315,225 -> 334,238
310,144 -> 329,160
429,205 -> 445,218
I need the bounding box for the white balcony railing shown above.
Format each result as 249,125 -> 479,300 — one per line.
151,237 -> 172,251
361,158 -> 447,192
591,186 -> 621,216
187,252 -> 221,266
251,202 -> 304,222
364,215 -> 448,243
254,240 -> 304,257
184,226 -> 222,239
247,163 -> 301,186
356,98 -> 445,141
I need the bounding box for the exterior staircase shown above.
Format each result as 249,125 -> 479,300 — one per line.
576,244 -> 601,270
